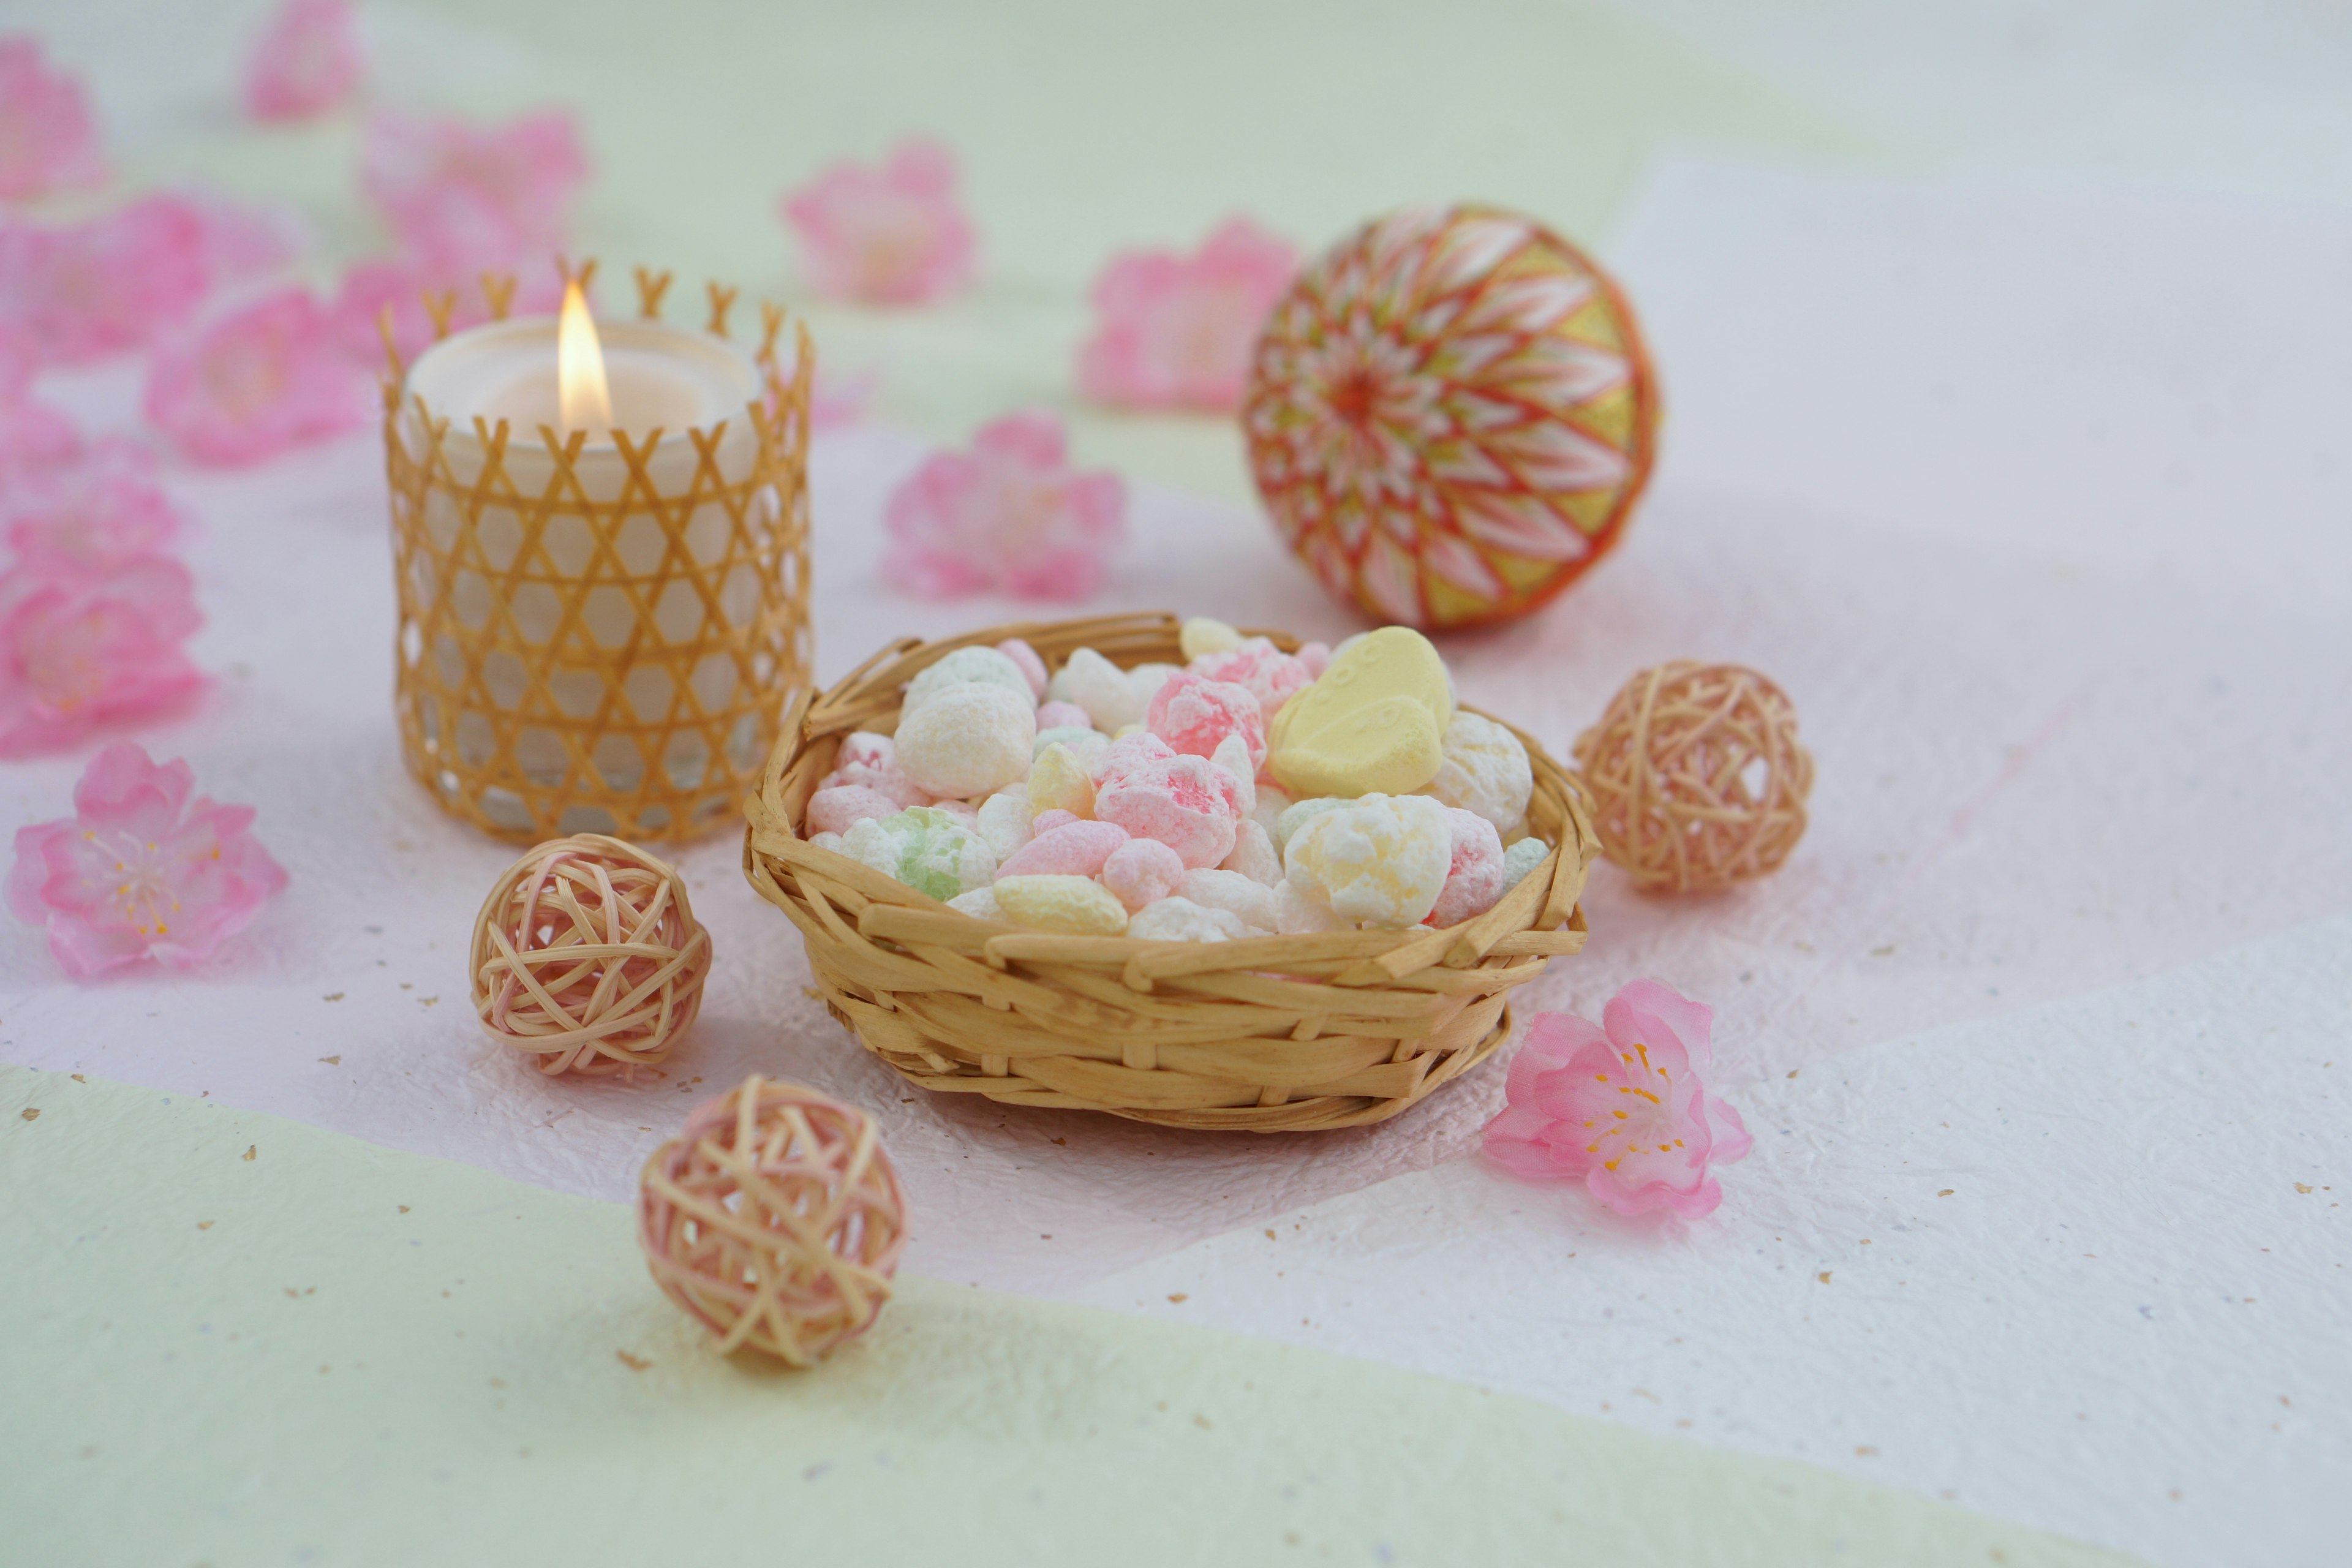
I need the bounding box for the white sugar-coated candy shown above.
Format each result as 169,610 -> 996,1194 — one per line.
1180,616 -> 1245,661
904,646 -> 1036,712
1126,662 -> 1182,716
1179,869 -> 1278,935
1252,783 -> 1294,837
975,785 -> 1034,864
894,683 -> 1036,798
1128,895 -> 1247,943
1272,795 -> 1349,852
1220,818 -> 1282,886
841,807 -> 998,902
1284,793 -> 1452,929
1208,731 -> 1256,816
1427,711 -> 1534,834
810,831 -> 844,854
1047,647 -> 1149,732
1502,835 -> 1551,888
1273,877 -> 1350,934
947,884 -> 1008,922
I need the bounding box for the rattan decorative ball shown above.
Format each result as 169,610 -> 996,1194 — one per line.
1572,662 -> 1814,895
1243,204 -> 1660,630
470,833 -> 714,1078
638,1074 -> 909,1366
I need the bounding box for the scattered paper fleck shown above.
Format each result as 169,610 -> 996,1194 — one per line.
242,1144 -> 257,1161
1938,1188 -> 1955,1197
1856,1444 -> 1880,1457
197,1220 -> 213,1230
616,1350 -> 651,1371
323,993 -> 343,1002
70,1074 -> 84,1082
1193,1413 -> 1212,1430
318,1055 -> 341,1065
1818,1271 -> 1833,1284
2296,1183 -> 2313,1194
19,1107 -> 37,1121
1167,1292 -> 1188,1303
398,1205 -> 409,1213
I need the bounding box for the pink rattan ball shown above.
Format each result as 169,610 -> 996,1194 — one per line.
1572,660 -> 1814,895
638,1075 -> 910,1365
470,834 -> 713,1078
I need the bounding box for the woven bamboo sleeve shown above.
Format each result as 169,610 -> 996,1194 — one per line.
742,612 -> 1599,1132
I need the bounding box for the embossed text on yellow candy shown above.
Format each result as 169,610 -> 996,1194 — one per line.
1268,627 -> 1455,798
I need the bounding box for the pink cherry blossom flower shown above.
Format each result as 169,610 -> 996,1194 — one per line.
8,742 -> 286,978
1483,979 -> 1753,1220
811,364 -> 879,431
360,109 -> 588,282
245,0 -> 363,123
0,324 -> 78,479
0,38 -> 106,203
3,439 -> 179,573
881,410 -> 1125,601
144,286 -> 371,466
780,138 -> 974,306
0,191 -> 298,366
0,555 -> 205,756
1078,217 -> 1297,412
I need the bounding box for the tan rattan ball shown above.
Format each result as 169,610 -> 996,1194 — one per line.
470,833 -> 713,1078
638,1074 -> 908,1366
1572,661 -> 1814,895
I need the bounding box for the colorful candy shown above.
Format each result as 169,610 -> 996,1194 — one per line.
1427,711 -> 1534,834
1047,646 -> 1172,733
1272,878 -> 1349,934
993,873 -> 1129,935
1178,869 -> 1278,934
1501,834 -> 1550,889
1187,636 -> 1317,720
893,682 -> 1036,798
807,784 -> 903,837
1091,729 -> 1176,790
1282,792 -> 1452,928
996,637 -> 1049,699
1266,626 -> 1453,799
1035,699 -> 1092,731
1129,895 -> 1246,943
1221,818 -> 1281,885
1100,836 -> 1186,911
1027,741 -> 1097,819
1146,672 -> 1267,770
840,807 -> 997,902
904,644 -> 1038,711
1425,807 -> 1506,927
1096,753 -> 1242,869
821,731 -> 930,808
1180,616 -> 1245,660
996,818 -> 1129,879
974,785 -> 1033,863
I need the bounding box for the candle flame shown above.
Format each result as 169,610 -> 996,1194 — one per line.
557,278 -> 612,435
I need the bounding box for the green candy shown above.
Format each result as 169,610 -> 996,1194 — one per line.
840,807 -> 997,902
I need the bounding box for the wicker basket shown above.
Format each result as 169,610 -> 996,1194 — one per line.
741,612 -> 1600,1132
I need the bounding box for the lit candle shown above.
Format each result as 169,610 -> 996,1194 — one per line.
385,272 -> 810,843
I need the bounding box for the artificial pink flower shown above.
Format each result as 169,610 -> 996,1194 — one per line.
144,286 -> 370,466
0,555 -> 205,756
811,364 -> 879,431
780,138 -> 974,306
0,324 -> 78,478
244,0 -> 363,123
2,439 -> 179,573
0,191 -> 298,366
1078,217 -> 1297,412
360,109 -> 587,282
1483,979 -> 1754,1220
881,410 -> 1125,600
0,38 -> 106,203
8,742 -> 286,978
333,255 -> 565,368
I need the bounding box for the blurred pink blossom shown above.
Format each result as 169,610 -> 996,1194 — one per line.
0,555 -> 205,756
3,440 -> 179,574
8,742 -> 286,978
883,410 -> 1125,600
0,38 -> 106,203
244,0 -> 363,123
144,287 -> 370,466
781,138 -> 974,306
0,325 -> 79,477
360,109 -> 587,282
1483,979 -> 1753,1220
0,192 -> 300,365
1079,217 -> 1295,412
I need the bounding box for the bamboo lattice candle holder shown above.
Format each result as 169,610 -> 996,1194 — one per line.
382,264 -> 813,843
742,612 -> 1604,1133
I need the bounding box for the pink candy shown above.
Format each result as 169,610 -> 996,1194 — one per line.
1186,637 -> 1316,721
1096,754 -> 1242,869
1030,809 -> 1080,835
1425,806 -> 1507,927
1090,729 -> 1175,788
1035,699 -> 1091,731
807,785 -> 903,837
1100,837 -> 1186,911
995,818 -> 1128,880
1147,671 -> 1267,771
821,731 -> 929,809
997,637 -> 1048,699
